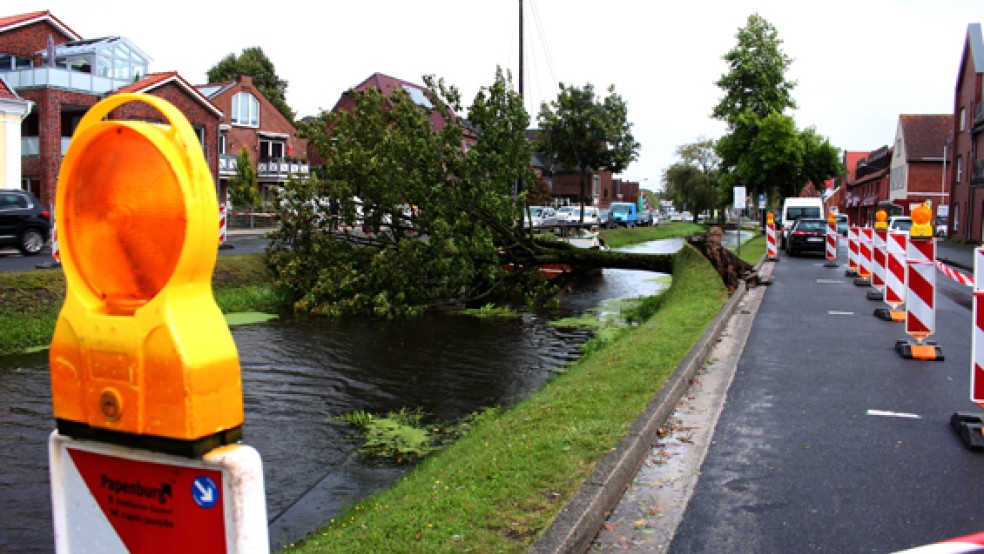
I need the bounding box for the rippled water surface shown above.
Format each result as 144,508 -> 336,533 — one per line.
0,236 -> 718,552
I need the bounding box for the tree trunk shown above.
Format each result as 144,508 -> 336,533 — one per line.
685,226 -> 755,294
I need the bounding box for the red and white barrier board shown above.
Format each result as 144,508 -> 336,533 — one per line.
885,230 -> 907,309
219,204 -> 227,245
50,432 -> 268,553
894,530 -> 984,553
972,248 -> 984,405
848,226 -> 859,274
871,228 -> 887,293
825,219 -> 837,262
905,237 -> 936,341
858,227 -> 873,280
766,222 -> 777,260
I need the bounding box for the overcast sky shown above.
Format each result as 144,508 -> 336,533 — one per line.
7,0 -> 981,190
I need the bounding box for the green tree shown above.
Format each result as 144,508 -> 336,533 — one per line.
229,147 -> 261,209
536,83 -> 640,222
713,14 -> 843,204
662,138 -> 720,222
207,46 -> 294,121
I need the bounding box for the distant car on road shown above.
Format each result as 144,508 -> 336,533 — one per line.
0,189 -> 50,256
888,215 -> 913,234
523,206 -> 558,230
835,213 -> 849,236
637,210 -> 653,226
785,217 -> 827,256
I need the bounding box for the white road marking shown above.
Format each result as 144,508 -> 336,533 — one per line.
867,409 -> 922,419
816,279 -> 843,284
828,311 -> 854,316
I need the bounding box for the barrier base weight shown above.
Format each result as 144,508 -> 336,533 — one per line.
874,308 -> 905,322
950,413 -> 984,451
866,289 -> 884,301
895,340 -> 944,361
824,260 -> 838,268
845,269 -> 859,277
854,277 -> 871,287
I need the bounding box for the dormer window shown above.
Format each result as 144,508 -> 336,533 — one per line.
232,92 -> 259,127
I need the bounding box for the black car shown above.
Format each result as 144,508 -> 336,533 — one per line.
785,217 -> 827,256
0,190 -> 50,256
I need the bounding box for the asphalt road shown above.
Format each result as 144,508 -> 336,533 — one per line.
0,231 -> 270,273
669,250 -> 984,553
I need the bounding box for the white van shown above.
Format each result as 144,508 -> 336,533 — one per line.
780,197 -> 824,247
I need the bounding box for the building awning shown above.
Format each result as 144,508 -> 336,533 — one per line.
861,194 -> 880,207
257,131 -> 289,139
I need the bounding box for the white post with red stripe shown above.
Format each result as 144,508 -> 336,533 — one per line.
219,203 -> 228,245
766,213 -> 778,261
846,226 -> 859,277
896,203 -> 943,360
878,230 -> 908,322
855,227 -> 873,286
824,212 -> 837,267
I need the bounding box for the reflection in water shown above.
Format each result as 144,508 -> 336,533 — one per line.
0,236 -> 698,552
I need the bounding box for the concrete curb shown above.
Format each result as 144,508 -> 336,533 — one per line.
529,252 -> 763,554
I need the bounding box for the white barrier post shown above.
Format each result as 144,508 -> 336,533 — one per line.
766,213 -> 778,261
824,212 -> 838,268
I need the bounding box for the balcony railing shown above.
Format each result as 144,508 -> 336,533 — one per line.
2,67 -> 133,95
219,155 -> 310,181
257,158 -> 310,181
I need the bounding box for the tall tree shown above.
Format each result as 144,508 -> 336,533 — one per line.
713,14 -> 843,204
229,147 -> 261,209
208,46 -> 294,121
536,83 -> 640,221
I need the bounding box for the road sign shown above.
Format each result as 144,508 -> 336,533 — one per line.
50,433 -> 267,553
734,186 -> 746,209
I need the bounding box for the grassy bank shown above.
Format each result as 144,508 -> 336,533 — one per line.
291,244 -> 728,553
599,221 -> 705,249
0,254 -> 278,356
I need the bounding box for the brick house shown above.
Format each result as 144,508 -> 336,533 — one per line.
841,146 -> 893,227
0,76 -> 32,188
890,114 -> 952,219
197,74 -> 309,206
949,23 -> 984,241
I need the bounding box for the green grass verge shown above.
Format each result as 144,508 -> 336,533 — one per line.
0,254 -> 278,356
598,221 -> 705,249
289,244 -> 728,553
732,233 -> 766,266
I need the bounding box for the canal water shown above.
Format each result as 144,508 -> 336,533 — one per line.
0,235 -> 731,552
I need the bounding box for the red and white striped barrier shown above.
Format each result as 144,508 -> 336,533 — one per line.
825,218 -> 837,263
894,530 -> 984,553
905,236 -> 936,342
847,226 -> 859,276
885,231 -> 907,309
766,221 -> 777,260
936,260 -> 974,287
871,227 -> 887,293
219,203 -> 227,245
858,227 -> 873,282
972,248 -> 984,405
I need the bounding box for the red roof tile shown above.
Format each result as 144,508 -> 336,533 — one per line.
113,71 -> 223,117
0,10 -> 81,40
0,76 -> 20,100
899,114 -> 953,161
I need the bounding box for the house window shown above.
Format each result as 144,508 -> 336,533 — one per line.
231,92 -> 259,127
954,204 -> 960,232
592,175 -> 600,197
218,135 -> 227,155
957,155 -> 963,182
960,107 -> 967,132
193,125 -> 206,153
259,139 -> 285,161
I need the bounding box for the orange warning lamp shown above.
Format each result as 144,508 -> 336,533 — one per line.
828,211 -> 835,224
911,202 -> 933,238
766,212 -> 774,225
874,209 -> 888,230
50,94 -> 243,455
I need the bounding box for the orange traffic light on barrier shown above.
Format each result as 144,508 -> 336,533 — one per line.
50,93 -> 243,455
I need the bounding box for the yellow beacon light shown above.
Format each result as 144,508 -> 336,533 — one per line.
766,212 -> 774,225
910,202 -> 933,238
874,209 -> 888,230
828,211 -> 835,225
50,94 -> 243,455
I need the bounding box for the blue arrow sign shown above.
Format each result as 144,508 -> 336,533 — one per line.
192,475 -> 219,509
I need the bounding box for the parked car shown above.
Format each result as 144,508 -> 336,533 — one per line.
0,189 -> 50,256
523,206 -> 558,230
609,202 -> 638,227
556,206 -> 602,227
785,217 -> 827,256
780,197 -> 824,248
637,210 -> 653,226
835,213 -> 849,236
556,206 -> 579,224
888,215 -> 913,234
598,208 -> 612,229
